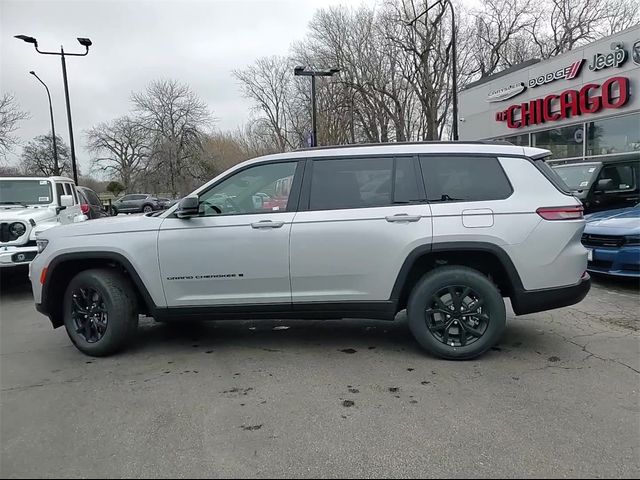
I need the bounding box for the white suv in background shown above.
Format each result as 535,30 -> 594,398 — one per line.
30,143 -> 590,359
0,176 -> 85,268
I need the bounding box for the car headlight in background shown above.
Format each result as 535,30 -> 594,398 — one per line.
624,235 -> 640,246
9,222 -> 26,238
36,239 -> 49,254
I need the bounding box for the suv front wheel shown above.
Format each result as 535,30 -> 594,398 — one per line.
407,266 -> 506,360
63,269 -> 139,356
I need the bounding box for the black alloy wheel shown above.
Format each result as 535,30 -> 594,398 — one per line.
425,285 -> 489,347
71,287 -> 108,343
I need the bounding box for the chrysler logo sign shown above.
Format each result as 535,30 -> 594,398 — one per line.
486,82 -> 527,102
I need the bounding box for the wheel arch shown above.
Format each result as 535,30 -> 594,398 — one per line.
390,242 -> 524,311
42,252 -> 156,328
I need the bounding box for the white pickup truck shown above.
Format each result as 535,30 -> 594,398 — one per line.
0,176 -> 86,268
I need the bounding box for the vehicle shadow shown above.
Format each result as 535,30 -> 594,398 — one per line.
0,267 -> 32,299
591,272 -> 640,292
126,312 -> 545,359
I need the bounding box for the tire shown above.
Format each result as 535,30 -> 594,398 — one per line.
407,266 -> 506,360
63,269 -> 138,357
142,204 -> 153,214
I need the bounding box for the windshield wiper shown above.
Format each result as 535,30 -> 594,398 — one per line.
0,201 -> 28,207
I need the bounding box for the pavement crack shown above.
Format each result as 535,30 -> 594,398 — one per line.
550,329 -> 640,375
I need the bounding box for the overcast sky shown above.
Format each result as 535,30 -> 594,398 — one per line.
1,0 -> 375,172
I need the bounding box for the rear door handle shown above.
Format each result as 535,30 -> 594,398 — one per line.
385,214 -> 421,223
251,220 -> 285,229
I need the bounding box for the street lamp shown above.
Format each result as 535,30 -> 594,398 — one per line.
29,71 -> 59,175
409,0 -> 459,141
294,66 -> 340,147
15,35 -> 92,183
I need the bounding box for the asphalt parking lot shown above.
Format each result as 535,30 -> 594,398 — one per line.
0,268 -> 638,478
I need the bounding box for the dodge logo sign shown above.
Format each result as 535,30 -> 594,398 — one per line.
528,59 -> 585,88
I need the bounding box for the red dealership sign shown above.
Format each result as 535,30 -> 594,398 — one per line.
496,76 -> 630,129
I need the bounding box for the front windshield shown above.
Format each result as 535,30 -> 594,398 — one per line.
0,180 -> 53,205
553,164 -> 600,190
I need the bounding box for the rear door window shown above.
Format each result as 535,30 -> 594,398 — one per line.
87,190 -> 102,206
419,156 -> 513,202
309,157 -> 394,210
308,157 -> 426,211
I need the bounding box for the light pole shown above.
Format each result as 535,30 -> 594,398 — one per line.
294,66 -> 340,147
409,0 -> 458,140
29,70 -> 59,175
15,35 -> 92,183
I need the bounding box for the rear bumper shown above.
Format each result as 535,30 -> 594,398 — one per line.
511,274 -> 591,315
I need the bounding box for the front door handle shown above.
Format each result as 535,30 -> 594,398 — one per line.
251,220 -> 285,229
385,214 -> 421,223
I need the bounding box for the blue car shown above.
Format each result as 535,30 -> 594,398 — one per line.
582,204 -> 640,277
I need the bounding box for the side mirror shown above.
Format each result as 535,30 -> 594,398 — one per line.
60,194 -> 74,209
596,178 -> 616,192
176,196 -> 199,219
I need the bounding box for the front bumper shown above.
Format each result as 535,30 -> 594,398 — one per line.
511,274 -> 591,316
585,246 -> 640,278
0,245 -> 38,268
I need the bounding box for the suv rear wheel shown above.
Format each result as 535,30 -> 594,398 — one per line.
142,204 -> 154,214
63,269 -> 138,356
407,266 -> 506,360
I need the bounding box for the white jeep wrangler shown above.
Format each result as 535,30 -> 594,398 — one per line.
0,176 -> 85,268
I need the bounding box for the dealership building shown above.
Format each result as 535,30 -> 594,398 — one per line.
459,24 -> 640,164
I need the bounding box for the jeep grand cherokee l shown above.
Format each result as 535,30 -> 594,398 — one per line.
30,142 -> 590,359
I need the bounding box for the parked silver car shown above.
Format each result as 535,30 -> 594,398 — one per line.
31,142 -> 590,359
108,194 -> 162,215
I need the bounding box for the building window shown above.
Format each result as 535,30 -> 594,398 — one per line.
503,133 -> 529,146
532,125 -> 584,160
586,113 -> 640,157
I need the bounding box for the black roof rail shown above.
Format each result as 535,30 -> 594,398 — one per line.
294,140 -> 514,153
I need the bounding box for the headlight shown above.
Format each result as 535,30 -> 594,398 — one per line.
36,239 -> 49,254
9,222 -> 26,238
624,235 -> 640,246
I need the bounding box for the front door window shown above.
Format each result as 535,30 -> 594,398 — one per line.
198,162 -> 297,216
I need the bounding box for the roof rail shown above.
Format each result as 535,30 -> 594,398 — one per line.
294,140 -> 514,152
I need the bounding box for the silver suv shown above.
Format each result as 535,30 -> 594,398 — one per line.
30,143 -> 590,359
109,194 -> 161,215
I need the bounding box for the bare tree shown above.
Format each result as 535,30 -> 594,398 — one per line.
132,79 -> 213,196
86,116 -> 149,191
233,56 -> 296,152
0,94 -> 29,157
528,0 -> 639,58
21,134 -> 71,177
471,0 -> 537,76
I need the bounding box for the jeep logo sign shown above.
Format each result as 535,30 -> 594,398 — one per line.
588,44 -> 628,71
486,82 -> 527,102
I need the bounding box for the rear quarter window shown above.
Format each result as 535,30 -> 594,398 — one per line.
419,156 -> 513,202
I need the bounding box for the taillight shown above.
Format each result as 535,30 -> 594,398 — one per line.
536,205 -> 584,220
80,203 -> 90,215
